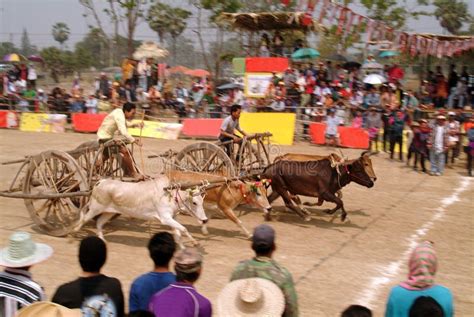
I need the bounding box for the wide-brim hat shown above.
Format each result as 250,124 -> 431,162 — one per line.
216,278 -> 285,317
0,232 -> 53,268
16,301 -> 81,317
436,115 -> 446,120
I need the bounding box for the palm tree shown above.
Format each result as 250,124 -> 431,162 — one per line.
433,0 -> 471,34
147,3 -> 191,62
52,22 -> 70,49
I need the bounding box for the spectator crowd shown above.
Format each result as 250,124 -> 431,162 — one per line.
0,227 -> 453,317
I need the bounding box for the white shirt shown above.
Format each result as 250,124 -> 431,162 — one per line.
326,115 -> 339,136
220,115 -> 241,136
434,126 -> 444,153
27,68 -> 37,81
97,108 -> 135,142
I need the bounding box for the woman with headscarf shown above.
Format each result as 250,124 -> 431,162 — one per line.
385,241 -> 453,317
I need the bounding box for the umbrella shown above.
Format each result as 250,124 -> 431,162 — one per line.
3,53 -> 27,62
217,83 -> 244,90
185,69 -> 210,77
28,55 -> 44,63
342,61 -> 361,69
379,50 -> 399,58
291,48 -> 320,60
361,61 -> 384,70
327,54 -> 347,62
169,65 -> 191,74
363,74 -> 386,85
133,41 -> 168,60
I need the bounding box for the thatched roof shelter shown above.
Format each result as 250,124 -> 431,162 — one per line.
218,12 -> 326,33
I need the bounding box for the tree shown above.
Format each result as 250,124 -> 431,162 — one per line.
0,42 -> 18,58
359,0 -> 430,29
147,3 -> 191,62
40,47 -> 63,82
165,36 -> 201,68
20,28 -> 36,56
118,0 -> 149,57
74,46 -> 94,73
52,22 -> 70,49
433,0 -> 471,34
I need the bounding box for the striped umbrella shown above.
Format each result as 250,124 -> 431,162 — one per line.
3,53 -> 27,62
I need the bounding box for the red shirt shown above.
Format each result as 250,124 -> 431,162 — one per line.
305,76 -> 315,94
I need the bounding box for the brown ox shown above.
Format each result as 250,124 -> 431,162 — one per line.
274,152 -> 342,163
261,151 -> 376,222
167,171 -> 272,238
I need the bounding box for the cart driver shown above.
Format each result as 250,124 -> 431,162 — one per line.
97,102 -> 144,178
219,104 -> 247,157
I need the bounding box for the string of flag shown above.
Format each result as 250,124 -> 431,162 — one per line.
280,0 -> 474,57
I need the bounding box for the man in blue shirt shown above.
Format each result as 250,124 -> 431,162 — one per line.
129,232 -> 176,313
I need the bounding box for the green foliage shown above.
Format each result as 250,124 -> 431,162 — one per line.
359,0 -> 430,29
433,0 -> 471,34
0,42 -> 18,58
147,2 -> 191,43
52,22 -> 71,47
200,0 -> 241,21
237,0 -> 296,12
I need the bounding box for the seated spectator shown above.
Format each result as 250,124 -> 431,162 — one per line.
385,241 -> 453,317
129,232 -> 176,313
352,110 -> 363,128
216,278 -> 284,316
98,95 -> 112,113
341,305 -> 372,317
409,296 -> 444,317
52,236 -> 124,317
149,247 -> 211,317
85,94 -> 98,114
0,232 -> 53,317
230,224 -> 298,317
16,301 -> 81,317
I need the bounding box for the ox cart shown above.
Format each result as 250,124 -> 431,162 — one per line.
153,132 -> 273,177
0,139 -> 244,237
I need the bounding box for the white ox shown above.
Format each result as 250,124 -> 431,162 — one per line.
74,176 -> 208,248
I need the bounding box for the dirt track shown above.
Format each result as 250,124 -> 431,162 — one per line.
0,129 -> 472,316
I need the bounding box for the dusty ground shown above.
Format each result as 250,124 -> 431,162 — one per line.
0,129 -> 472,316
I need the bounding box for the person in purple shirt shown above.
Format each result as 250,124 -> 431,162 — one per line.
129,232 -> 176,313
149,247 -> 212,317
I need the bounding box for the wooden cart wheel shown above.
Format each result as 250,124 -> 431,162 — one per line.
175,142 -> 236,177
236,135 -> 272,177
23,150 -> 89,236
69,140 -> 100,175
88,140 -> 125,185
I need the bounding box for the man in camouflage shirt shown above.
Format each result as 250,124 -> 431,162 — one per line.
230,224 -> 298,317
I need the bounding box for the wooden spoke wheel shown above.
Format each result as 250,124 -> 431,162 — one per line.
23,150 -> 89,236
235,136 -> 272,177
88,140 -> 126,185
70,140 -> 100,177
175,142 -> 236,177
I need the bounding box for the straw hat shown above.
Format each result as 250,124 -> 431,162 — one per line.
0,232 -> 53,268
436,115 -> 446,120
411,122 -> 420,127
16,301 -> 81,317
216,278 -> 285,317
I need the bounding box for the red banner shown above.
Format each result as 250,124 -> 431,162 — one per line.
0,110 -> 18,128
245,58 -> 289,73
309,123 -> 369,149
72,113 -> 107,133
181,118 -> 223,138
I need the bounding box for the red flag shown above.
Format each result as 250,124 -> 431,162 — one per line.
318,0 -> 330,23
336,8 -> 347,35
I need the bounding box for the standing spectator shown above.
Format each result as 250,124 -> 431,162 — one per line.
99,73 -> 111,99
446,112 -> 460,166
0,232 -> 53,317
272,31 -> 284,57
230,224 -> 299,317
447,64 -> 458,106
389,109 -> 405,161
428,115 -> 449,176
70,95 -> 84,113
149,248 -> 212,317
216,278 -> 285,317
27,65 -> 37,89
465,117 -> 474,176
85,94 -> 98,114
364,86 -> 381,110
366,107 -> 382,153
52,236 -> 125,317
434,74 -> 448,108
409,296 -> 445,317
409,119 -> 430,173
326,109 -> 340,146
351,111 -> 363,128
129,232 -> 176,313
124,82 -> 137,103
259,33 -> 271,57
385,241 -> 453,317
342,305 -> 372,317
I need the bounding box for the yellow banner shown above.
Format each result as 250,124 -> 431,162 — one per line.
128,120 -> 183,140
20,113 -> 67,133
240,113 -> 295,145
